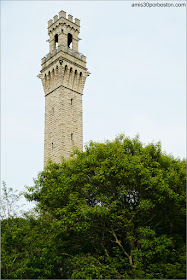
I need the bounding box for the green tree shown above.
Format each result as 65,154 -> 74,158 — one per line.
25,135 -> 186,279
2,135 -> 186,279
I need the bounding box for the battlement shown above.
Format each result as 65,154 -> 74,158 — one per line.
41,45 -> 86,69
48,10 -> 80,29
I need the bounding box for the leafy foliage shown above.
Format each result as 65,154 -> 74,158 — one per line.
1,135 -> 186,279
0,182 -> 25,222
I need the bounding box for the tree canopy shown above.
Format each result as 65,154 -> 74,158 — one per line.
1,135 -> 186,279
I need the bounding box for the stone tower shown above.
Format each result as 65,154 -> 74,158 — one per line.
38,10 -> 90,165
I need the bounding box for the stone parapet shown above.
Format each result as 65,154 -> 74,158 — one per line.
41,46 -> 87,71
48,10 -> 80,33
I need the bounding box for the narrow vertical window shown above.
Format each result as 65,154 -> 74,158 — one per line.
52,69 -> 55,85
52,107 -> 54,114
47,71 -> 51,90
52,143 -> 53,149
44,74 -> 47,87
67,33 -> 72,48
55,34 -> 58,49
71,98 -> 73,105
71,133 -> 73,140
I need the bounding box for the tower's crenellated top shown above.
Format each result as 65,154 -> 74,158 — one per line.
48,10 -> 80,33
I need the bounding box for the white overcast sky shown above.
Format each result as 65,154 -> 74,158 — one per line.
1,1 -> 186,210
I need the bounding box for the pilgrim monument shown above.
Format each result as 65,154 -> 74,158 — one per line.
38,10 -> 90,165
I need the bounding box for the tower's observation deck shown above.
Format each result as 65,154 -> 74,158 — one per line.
38,10 -> 90,165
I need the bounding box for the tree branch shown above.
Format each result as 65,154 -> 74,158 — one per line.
110,227 -> 130,260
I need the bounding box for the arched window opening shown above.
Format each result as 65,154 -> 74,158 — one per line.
69,68 -> 73,85
56,65 -> 59,79
48,71 -> 51,81
64,65 -> 68,82
68,33 -> 72,48
48,71 -> 51,88
44,74 -> 47,87
64,65 -> 68,74
52,69 -> 55,81
79,72 -> 83,85
55,34 -> 58,49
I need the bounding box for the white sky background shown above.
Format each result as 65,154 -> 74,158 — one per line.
1,0 -> 186,211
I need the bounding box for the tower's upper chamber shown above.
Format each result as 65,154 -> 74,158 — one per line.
38,10 -> 90,95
